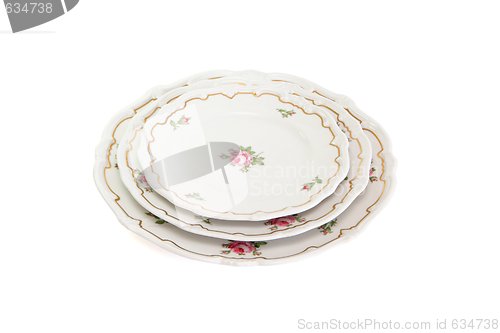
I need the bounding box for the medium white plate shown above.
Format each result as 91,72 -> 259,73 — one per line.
116,75 -> 372,241
94,71 -> 395,265
136,84 -> 350,221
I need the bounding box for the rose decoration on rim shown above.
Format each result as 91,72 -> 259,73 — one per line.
221,241 -> 267,256
265,215 -> 305,231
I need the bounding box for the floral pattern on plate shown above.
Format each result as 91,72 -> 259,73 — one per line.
170,115 -> 190,130
301,176 -> 322,191
369,161 -> 379,182
145,212 -> 164,224
135,170 -> 153,192
318,219 -> 338,235
277,108 -> 296,118
96,70 -> 394,264
265,215 -> 305,231
221,241 -> 267,256
220,145 -> 265,173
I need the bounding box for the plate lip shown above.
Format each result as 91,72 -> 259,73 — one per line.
94,70 -> 396,266
116,75 -> 372,241
140,84 -> 351,221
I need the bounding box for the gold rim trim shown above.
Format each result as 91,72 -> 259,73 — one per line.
123,88 -> 368,237
101,89 -> 389,261
146,91 -> 344,216
102,99 -> 157,225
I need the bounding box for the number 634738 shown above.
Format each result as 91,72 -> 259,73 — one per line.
5,2 -> 53,14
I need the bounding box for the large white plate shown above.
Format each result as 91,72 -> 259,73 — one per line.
116,75 -> 372,241
94,71 -> 395,265
135,84 -> 350,221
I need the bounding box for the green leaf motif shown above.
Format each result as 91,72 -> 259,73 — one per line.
369,164 -> 379,182
319,219 -> 338,235
277,108 -> 296,118
254,241 -> 267,248
301,176 -> 323,191
145,212 -> 166,224
170,115 -> 191,130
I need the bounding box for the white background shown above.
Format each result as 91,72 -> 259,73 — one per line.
1,1 -> 499,332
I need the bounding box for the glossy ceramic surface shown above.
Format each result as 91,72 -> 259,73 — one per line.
94,71 -> 395,265
116,75 -> 372,241
136,84 -> 350,221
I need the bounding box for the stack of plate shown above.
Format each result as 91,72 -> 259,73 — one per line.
94,70 -> 395,265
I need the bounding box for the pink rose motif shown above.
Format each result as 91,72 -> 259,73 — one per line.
137,174 -> 146,184
136,171 -> 152,191
265,215 -> 303,230
170,115 -> 191,130
267,215 -> 296,227
301,176 -> 321,191
179,115 -> 190,125
221,240 -> 267,256
220,146 -> 264,173
226,241 -> 256,255
231,150 -> 253,167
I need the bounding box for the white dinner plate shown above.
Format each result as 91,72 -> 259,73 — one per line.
94,70 -> 395,265
135,84 -> 350,221
116,74 -> 372,241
